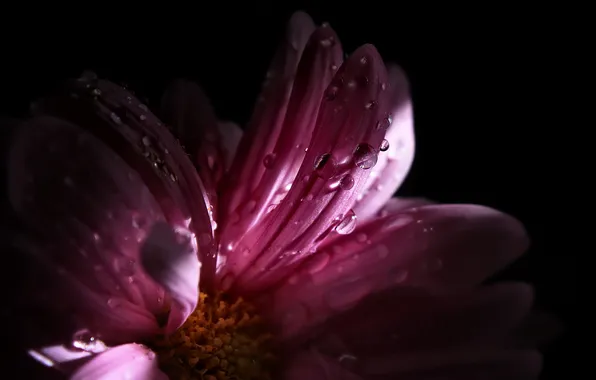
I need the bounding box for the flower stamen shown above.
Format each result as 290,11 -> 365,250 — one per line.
150,292 -> 275,380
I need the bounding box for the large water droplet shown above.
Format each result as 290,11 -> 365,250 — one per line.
353,143 -> 378,169
364,101 -> 376,110
72,329 -> 107,354
314,153 -> 337,179
339,175 -> 355,190
336,209 -> 357,235
113,257 -> 136,276
379,139 -> 390,152
325,86 -> 339,101
263,153 -> 276,169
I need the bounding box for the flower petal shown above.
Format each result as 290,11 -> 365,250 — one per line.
217,120 -> 243,170
8,116 -> 164,345
140,222 -> 200,333
218,11 -> 315,227
266,204 -> 528,336
71,344 -> 167,380
218,23 -> 343,274
222,44 -> 391,294
352,64 -> 415,221
283,351 -> 363,380
34,74 -> 217,285
160,79 -> 224,189
310,283 -> 533,353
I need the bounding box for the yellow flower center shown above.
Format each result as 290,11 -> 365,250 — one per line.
149,292 -> 275,380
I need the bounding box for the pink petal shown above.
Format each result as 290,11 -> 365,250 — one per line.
353,64 -> 416,222
217,120 -> 243,170
266,204 -> 528,337
140,222 -> 200,333
218,23 -> 343,274
8,116 -> 164,345
160,79 -> 224,189
376,196 -> 434,215
221,44 -> 391,294
310,283 -> 533,354
218,11 -> 315,228
71,344 -> 167,380
35,74 -> 217,285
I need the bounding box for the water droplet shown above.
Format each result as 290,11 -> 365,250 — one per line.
146,350 -> 156,360
331,64 -> 338,71
336,209 -> 357,235
380,139 -> 390,152
132,213 -> 147,229
325,86 -> 339,101
377,245 -> 389,258
198,233 -> 212,246
322,22 -> 330,27
139,114 -> 147,121
110,112 -> 122,124
319,37 -> 334,47
364,101 -> 376,110
142,136 -> 151,146
360,56 -> 368,65
381,82 -> 387,91
338,354 -> 358,370
393,268 -> 409,283
113,257 -> 136,276
355,233 -> 367,243
353,143 -> 378,169
347,80 -> 357,89
91,88 -> 102,96
263,153 -> 276,169
72,329 -> 107,354
306,252 -> 330,274
339,175 -> 355,190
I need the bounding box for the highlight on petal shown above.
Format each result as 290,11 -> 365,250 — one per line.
8,116 -> 166,345
218,22 -> 343,263
71,344 -> 167,380
266,204 -> 529,337
219,44 -> 392,294
218,11 -> 316,228
353,64 -> 416,221
140,222 -> 200,333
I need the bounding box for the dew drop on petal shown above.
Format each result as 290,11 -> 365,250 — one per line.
263,153 -> 276,169
336,209 -> 357,235
339,175 -> 355,190
354,143 -> 378,169
364,101 -> 376,110
325,86 -> 339,101
380,139 -> 390,152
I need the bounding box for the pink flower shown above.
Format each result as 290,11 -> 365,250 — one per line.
7,11 -> 544,380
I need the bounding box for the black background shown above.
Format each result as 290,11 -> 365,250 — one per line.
1,3 -> 575,379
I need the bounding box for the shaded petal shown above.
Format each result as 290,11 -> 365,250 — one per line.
352,349 -> 541,380
8,116 -> 164,345
283,351 -> 363,380
376,196 -> 434,215
160,79 -> 224,189
310,283 -> 533,353
218,11 -> 316,226
71,344 -> 167,380
266,204 -> 528,336
140,222 -> 200,333
353,64 -> 416,221
222,45 -> 391,294
217,120 -> 243,170
218,23 -> 343,271
34,74 -> 217,286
